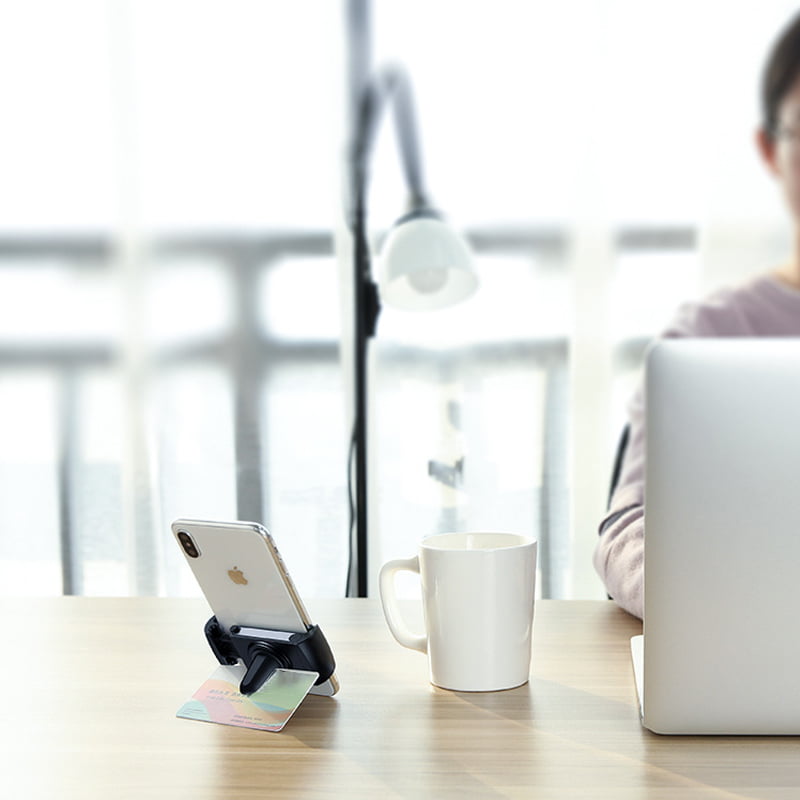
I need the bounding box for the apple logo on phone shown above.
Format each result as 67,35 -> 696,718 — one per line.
228,566 -> 248,585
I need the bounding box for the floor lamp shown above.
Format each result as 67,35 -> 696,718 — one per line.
347,63 -> 478,597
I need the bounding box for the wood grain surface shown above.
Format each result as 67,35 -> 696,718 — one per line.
2,597 -> 798,799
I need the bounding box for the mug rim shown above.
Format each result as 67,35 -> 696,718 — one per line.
420,531 -> 536,552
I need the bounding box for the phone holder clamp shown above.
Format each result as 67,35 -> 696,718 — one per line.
204,616 -> 336,695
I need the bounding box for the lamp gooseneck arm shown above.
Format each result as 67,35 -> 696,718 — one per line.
350,65 -> 432,233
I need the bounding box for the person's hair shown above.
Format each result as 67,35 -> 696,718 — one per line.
762,12 -> 800,138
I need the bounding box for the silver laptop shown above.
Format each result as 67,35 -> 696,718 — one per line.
632,338 -> 800,734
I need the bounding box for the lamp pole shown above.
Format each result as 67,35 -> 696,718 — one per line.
345,0 -> 476,597
347,64 -> 430,598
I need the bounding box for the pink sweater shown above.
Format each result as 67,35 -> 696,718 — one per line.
593,273 -> 800,619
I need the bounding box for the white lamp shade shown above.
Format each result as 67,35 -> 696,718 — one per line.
378,217 -> 478,311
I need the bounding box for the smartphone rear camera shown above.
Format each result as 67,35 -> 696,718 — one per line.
178,531 -> 200,558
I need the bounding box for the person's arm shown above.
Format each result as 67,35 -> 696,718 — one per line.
594,394 -> 645,619
594,493 -> 644,619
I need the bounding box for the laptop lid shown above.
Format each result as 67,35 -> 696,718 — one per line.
642,338 -> 800,734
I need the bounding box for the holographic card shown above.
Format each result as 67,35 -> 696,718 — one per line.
177,664 -> 318,731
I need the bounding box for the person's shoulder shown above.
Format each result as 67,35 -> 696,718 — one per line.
664,273 -> 791,337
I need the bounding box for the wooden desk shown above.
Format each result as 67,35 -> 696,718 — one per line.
2,598 -> 798,799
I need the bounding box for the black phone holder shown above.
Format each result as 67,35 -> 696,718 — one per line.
204,616 -> 336,696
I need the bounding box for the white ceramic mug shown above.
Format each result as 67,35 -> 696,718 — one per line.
379,532 -> 537,692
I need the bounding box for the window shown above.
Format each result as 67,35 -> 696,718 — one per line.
0,0 -> 796,599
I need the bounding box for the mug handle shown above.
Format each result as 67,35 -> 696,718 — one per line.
378,557 -> 427,653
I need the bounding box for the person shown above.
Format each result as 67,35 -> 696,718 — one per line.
594,11 -> 800,619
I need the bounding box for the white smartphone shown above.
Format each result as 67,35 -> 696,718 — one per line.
172,518 -> 339,696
